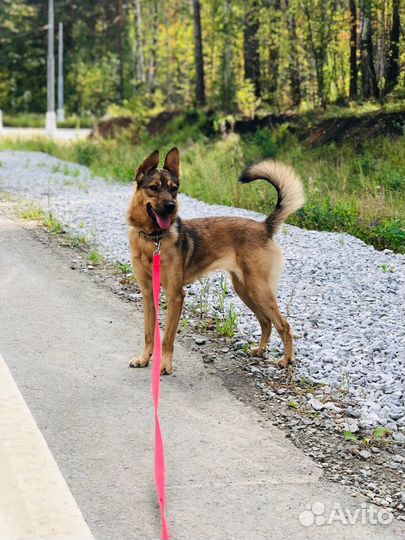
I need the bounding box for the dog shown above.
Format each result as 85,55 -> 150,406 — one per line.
127,147 -> 305,374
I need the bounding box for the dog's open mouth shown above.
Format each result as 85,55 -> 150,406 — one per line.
147,204 -> 173,230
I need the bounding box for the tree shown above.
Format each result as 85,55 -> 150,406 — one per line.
115,0 -> 125,102
267,0 -> 281,103
148,0 -> 159,98
384,0 -> 400,95
286,2 -> 301,107
133,0 -> 146,84
349,0 -> 358,98
303,0 -> 332,108
360,0 -> 379,99
243,0 -> 261,97
192,0 -> 206,105
218,0 -> 235,110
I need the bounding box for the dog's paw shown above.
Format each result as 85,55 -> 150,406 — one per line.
160,355 -> 173,375
249,346 -> 266,358
275,356 -> 293,369
129,356 -> 150,368
160,364 -> 173,375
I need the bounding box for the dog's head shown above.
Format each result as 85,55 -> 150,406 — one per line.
128,147 -> 180,232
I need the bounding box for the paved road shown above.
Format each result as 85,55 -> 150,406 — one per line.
0,212 -> 402,539
0,127 -> 91,140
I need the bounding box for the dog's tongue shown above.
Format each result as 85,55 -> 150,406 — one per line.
155,214 -> 172,230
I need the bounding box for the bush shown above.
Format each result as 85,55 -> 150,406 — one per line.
371,219 -> 405,252
73,141 -> 101,166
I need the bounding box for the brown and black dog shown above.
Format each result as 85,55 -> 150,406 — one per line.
128,147 -> 305,374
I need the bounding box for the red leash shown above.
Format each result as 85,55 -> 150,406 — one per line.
152,246 -> 170,540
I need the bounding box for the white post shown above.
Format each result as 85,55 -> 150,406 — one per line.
57,22 -> 65,122
45,0 -> 56,136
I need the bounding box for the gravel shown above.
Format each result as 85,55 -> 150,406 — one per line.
1,150 -> 404,431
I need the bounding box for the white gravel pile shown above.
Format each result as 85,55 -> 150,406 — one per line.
1,150 -> 404,430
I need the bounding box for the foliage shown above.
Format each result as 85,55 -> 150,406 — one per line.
1,0 -> 404,115
72,56 -> 120,116
236,79 -> 261,119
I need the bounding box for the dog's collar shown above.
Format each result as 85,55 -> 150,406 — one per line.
138,229 -> 170,243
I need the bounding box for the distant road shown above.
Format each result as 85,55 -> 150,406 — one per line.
0,126 -> 91,140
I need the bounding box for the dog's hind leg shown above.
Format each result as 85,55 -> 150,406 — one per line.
246,282 -> 294,368
230,272 -> 272,358
161,286 -> 185,375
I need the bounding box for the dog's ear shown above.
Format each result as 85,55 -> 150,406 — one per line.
163,147 -> 180,178
135,149 -> 159,183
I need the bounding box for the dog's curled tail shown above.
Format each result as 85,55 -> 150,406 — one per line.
239,160 -> 305,237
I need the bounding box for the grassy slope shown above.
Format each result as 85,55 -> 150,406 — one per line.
0,115 -> 404,253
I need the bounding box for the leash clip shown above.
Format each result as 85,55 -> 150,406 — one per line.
154,239 -> 161,255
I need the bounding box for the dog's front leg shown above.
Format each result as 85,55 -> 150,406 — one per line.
129,282 -> 155,368
161,287 -> 185,375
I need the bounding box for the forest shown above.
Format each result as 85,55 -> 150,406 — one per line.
0,0 -> 404,117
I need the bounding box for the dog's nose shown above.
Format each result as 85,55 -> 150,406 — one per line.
164,201 -> 176,214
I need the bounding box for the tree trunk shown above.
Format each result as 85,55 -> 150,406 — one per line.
221,0 -> 234,110
384,0 -> 400,95
267,0 -> 281,102
287,11 -> 301,106
133,0 -> 145,83
116,0 -> 125,102
243,0 -> 261,97
349,0 -> 358,98
303,0 -> 326,108
360,0 -> 379,99
192,0 -> 206,105
148,0 -> 158,97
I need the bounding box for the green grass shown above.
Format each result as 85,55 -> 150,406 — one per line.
18,202 -> 45,221
18,202 -> 64,233
2,113 -> 94,129
114,261 -> 132,274
88,250 -> 103,265
1,116 -> 404,253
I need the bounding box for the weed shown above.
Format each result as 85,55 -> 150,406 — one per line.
0,191 -> 13,202
44,213 -> 64,233
181,318 -> 190,331
18,202 -> 63,234
88,250 -> 102,265
190,278 -> 212,320
68,234 -> 89,248
344,431 -> 358,442
214,280 -> 238,337
343,426 -> 392,445
214,305 -> 238,337
18,202 -> 45,221
287,400 -> 299,409
114,261 -> 132,274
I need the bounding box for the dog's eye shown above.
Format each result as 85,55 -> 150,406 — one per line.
148,185 -> 159,192
170,186 -> 178,194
